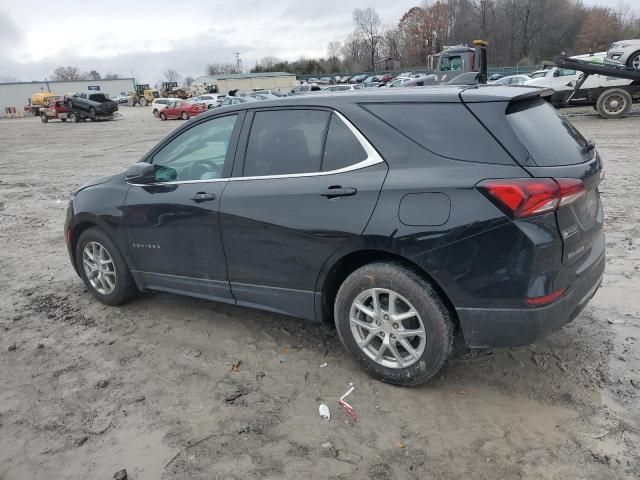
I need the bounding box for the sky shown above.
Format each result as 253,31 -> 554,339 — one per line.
0,0 -> 635,84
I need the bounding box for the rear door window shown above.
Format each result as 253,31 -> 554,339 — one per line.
506,98 -> 590,166
322,114 -> 367,171
243,109 -> 330,176
363,103 -> 509,163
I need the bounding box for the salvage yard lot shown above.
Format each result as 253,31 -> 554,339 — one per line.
0,105 -> 639,479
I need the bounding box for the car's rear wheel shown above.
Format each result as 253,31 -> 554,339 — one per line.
89,107 -> 96,118
75,227 -> 137,305
69,113 -> 79,123
334,262 -> 453,386
160,112 -> 167,120
627,51 -> 640,69
40,115 -> 48,123
139,97 -> 148,107
181,112 -> 189,120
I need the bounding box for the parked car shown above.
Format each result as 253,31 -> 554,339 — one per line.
251,89 -> 287,97
319,77 -> 333,85
289,84 -> 322,95
349,75 -> 368,83
219,96 -> 258,106
488,73 -> 504,83
321,84 -> 364,92
529,70 -> 551,79
386,77 -> 413,88
307,77 -> 319,84
65,86 -> 604,386
189,94 -> 225,109
40,99 -> 71,122
110,93 -> 129,104
151,98 -> 176,117
607,39 -> 640,69
158,99 -> 206,120
493,74 -> 531,85
65,91 -> 118,118
341,75 -> 352,83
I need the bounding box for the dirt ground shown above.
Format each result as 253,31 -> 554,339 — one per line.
0,104 -> 638,480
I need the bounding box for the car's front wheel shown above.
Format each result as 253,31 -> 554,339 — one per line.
334,262 -> 453,386
75,227 -> 137,305
181,112 -> 189,120
627,51 -> 640,69
160,112 -> 167,120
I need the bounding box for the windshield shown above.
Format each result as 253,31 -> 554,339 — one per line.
506,98 -> 591,166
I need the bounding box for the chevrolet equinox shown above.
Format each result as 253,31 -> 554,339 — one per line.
65,86 -> 605,385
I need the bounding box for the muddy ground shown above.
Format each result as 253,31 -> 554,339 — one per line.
0,105 -> 638,480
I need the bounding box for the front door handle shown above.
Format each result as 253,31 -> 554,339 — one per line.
320,186 -> 357,199
191,192 -> 216,202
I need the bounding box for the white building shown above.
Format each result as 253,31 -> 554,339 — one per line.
191,72 -> 299,95
0,78 -> 136,111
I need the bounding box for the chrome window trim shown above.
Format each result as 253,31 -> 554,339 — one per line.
128,109 -> 384,187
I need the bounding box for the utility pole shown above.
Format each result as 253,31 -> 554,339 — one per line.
234,52 -> 242,73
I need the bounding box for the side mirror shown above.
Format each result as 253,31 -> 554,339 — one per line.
125,162 -> 157,184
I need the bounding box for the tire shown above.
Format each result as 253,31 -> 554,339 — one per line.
40,115 -> 48,123
75,227 -> 137,306
89,107 -> 96,119
139,97 -> 148,107
31,109 -> 38,116
61,118 -> 67,122
181,112 -> 189,120
69,113 -> 79,123
160,112 -> 167,120
596,88 -> 632,119
626,51 -> 640,70
334,262 -> 453,386
153,109 -> 159,117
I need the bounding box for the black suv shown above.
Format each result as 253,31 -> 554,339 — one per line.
65,86 -> 604,385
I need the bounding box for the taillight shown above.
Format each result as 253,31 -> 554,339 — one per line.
477,178 -> 586,219
527,287 -> 567,306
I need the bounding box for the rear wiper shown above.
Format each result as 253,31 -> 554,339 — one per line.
582,140 -> 596,153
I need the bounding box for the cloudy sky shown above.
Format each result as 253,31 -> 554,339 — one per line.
0,0 -> 634,84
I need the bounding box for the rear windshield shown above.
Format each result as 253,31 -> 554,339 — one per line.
506,98 -> 591,166
89,93 -> 109,102
363,103 -> 511,164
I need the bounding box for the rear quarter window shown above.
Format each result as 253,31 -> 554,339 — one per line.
362,103 -> 511,164
506,98 -> 591,166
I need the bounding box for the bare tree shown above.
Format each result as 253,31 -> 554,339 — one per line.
183,76 -> 194,88
103,72 -> 121,80
205,63 -> 239,75
87,70 -> 101,80
163,69 -> 181,83
51,66 -> 82,81
353,7 -> 383,70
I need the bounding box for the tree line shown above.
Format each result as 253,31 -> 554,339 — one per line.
250,0 -> 640,74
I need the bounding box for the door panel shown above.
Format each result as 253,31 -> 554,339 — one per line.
123,181 -> 232,300
122,113 -> 242,301
219,164 -> 388,316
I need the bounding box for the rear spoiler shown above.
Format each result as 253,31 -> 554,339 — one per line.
460,85 -> 553,103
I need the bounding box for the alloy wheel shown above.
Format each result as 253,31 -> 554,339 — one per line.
349,288 -> 427,369
82,241 -> 117,295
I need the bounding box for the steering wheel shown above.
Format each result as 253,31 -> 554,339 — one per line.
188,160 -> 221,180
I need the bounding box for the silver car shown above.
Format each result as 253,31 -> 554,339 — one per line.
607,39 -> 640,69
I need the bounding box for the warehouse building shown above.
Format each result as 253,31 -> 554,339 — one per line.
0,78 -> 136,112
191,72 -> 298,95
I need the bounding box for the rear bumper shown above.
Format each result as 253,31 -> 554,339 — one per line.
456,251 -> 605,348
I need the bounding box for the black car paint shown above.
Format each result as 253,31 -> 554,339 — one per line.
66,86 -> 605,348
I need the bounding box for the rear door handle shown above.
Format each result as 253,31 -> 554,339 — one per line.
191,192 -> 216,202
320,186 -> 357,199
